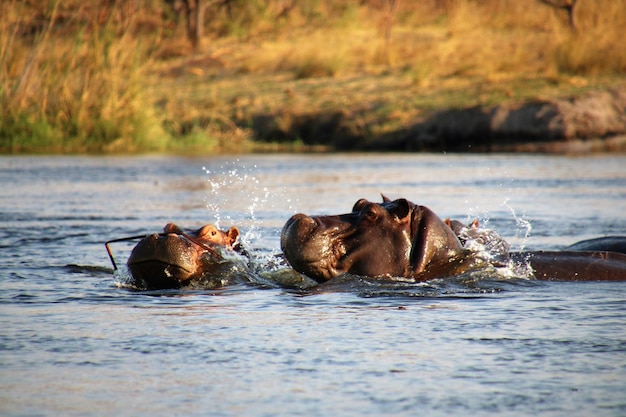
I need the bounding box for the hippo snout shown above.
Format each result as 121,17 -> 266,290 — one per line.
126,232 -> 200,288
281,213 -> 344,282
281,213 -> 320,264
282,214 -> 319,244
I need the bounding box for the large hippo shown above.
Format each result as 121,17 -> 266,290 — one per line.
126,222 -> 243,289
281,196 -> 626,282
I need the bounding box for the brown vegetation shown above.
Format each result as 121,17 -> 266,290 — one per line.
1,0 -> 625,153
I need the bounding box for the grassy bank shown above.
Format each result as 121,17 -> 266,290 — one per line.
2,0 -> 626,153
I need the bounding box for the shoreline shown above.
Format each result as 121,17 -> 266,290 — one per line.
3,1 -> 626,155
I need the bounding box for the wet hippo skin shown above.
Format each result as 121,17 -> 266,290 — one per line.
281,197 -> 626,282
127,223 -> 240,289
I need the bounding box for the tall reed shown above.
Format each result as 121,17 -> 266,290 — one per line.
0,0 -> 166,153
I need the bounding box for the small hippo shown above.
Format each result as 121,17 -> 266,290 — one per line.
127,223 -> 241,289
281,196 -> 626,282
444,218 -> 510,258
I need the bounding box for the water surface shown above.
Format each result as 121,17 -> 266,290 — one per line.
1,154 -> 625,416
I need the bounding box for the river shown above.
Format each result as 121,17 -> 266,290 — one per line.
1,153 -> 625,416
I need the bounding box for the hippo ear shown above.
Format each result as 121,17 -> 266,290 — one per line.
227,227 -> 240,245
445,218 -> 467,236
381,194 -> 391,203
394,198 -> 411,221
410,206 -> 464,273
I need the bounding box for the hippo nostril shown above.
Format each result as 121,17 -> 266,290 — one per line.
300,215 -> 318,227
290,213 -> 311,222
282,214 -> 318,251
290,214 -> 318,234
284,213 -> 311,230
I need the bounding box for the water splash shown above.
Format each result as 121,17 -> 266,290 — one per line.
203,162 -> 252,227
456,211 -> 534,280
201,160 -> 297,268
458,223 -> 510,261
202,161 -> 264,235
501,197 -> 533,252
112,266 -> 136,289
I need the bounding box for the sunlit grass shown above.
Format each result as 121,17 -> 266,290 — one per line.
1,0 -> 625,153
551,0 -> 626,75
0,1 -> 167,152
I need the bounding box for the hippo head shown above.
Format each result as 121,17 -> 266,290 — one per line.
127,223 -> 239,289
281,197 -> 472,282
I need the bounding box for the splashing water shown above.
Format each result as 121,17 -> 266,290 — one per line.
457,200 -> 535,279
203,163 -> 248,226
458,223 -> 510,260
501,197 -> 533,251
202,161 -> 266,239
201,161 -> 296,270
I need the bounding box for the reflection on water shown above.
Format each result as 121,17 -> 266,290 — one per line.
1,154 -> 626,416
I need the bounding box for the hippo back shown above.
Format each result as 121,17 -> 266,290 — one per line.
565,236 -> 626,254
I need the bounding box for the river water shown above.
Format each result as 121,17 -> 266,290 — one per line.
1,153 -> 625,416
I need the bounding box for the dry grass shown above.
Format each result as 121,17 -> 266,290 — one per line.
231,0 -> 626,81
0,0 -> 167,152
2,0 -> 625,153
552,0 -> 626,75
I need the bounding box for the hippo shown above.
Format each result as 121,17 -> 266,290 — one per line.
565,236 -> 626,253
126,222 -> 243,289
281,196 -> 626,282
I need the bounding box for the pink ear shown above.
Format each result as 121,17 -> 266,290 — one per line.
410,206 -> 464,273
227,227 -> 240,245
381,194 -> 392,203
164,223 -> 184,234
444,218 -> 467,235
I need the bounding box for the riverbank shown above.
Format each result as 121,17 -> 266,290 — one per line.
2,0 -> 626,154
152,65 -> 626,154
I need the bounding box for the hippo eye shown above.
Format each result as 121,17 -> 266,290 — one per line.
362,206 -> 379,222
198,225 -> 217,238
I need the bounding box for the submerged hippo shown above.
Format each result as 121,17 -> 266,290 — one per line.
127,223 -> 243,289
281,196 -> 626,282
565,236 -> 626,253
